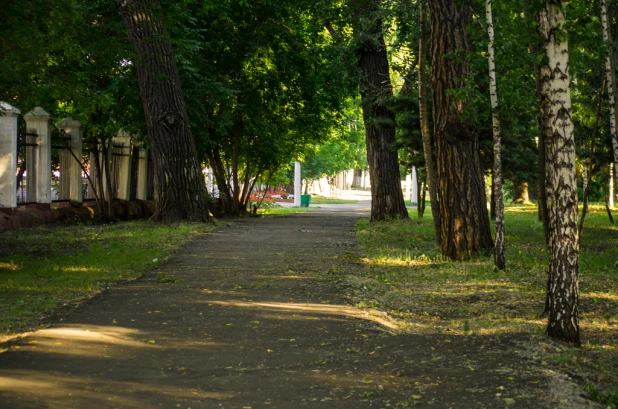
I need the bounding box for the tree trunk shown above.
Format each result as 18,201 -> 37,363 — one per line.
351,0 -> 409,222
117,0 -> 209,222
533,51 -> 551,242
207,147 -> 233,215
537,1 -> 580,346
420,173 -> 427,217
490,175 -> 496,220
486,0 -> 505,270
231,109 -> 243,215
419,2 -> 441,244
578,79 -> 605,239
417,170 -> 425,218
428,0 -> 493,260
601,0 -> 618,190
537,130 -> 550,242
512,180 -> 531,204
610,163 -> 615,208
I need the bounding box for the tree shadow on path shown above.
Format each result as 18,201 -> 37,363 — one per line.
0,207 -> 599,408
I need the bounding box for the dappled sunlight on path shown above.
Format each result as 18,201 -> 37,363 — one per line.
0,208 -> 599,408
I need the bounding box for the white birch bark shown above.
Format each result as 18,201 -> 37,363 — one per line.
486,0 -> 505,270
601,0 -> 618,189
537,1 -> 580,345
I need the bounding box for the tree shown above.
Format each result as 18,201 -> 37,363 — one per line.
486,0 -> 505,270
428,0 -> 493,260
601,0 -> 618,191
117,0 -> 209,222
184,0 -> 352,216
418,2 -> 441,244
302,99 -> 367,187
537,1 -> 580,346
350,0 -> 409,222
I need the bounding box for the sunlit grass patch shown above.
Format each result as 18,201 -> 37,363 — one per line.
259,206 -> 310,216
354,203 -> 618,405
0,220 -> 215,340
309,195 -> 358,204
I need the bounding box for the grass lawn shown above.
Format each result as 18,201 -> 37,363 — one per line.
309,195 -> 358,204
354,204 -> 618,407
0,220 -> 216,342
258,205 -> 310,216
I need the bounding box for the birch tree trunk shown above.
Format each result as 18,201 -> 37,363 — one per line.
118,0 -> 209,222
537,1 -> 580,346
601,0 -> 618,190
419,2 -> 441,245
428,0 -> 493,260
486,0 -> 505,270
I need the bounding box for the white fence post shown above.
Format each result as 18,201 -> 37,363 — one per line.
0,102 -> 21,209
57,119 -> 84,203
24,107 -> 52,205
294,161 -> 301,207
136,148 -> 148,200
114,132 -> 132,200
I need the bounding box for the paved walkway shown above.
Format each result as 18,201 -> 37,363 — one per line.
0,206 -> 598,408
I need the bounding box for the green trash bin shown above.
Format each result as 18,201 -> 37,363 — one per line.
300,194 -> 311,207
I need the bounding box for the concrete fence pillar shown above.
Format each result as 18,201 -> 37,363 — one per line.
405,173 -> 412,201
136,148 -> 148,200
0,102 -> 21,209
24,107 -> 52,205
57,119 -> 84,202
113,133 -> 132,200
411,166 -> 418,206
294,161 -> 301,207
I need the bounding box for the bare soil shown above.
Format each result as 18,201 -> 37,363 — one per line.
0,206 -> 601,408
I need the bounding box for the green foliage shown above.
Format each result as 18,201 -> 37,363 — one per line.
301,98 -> 367,182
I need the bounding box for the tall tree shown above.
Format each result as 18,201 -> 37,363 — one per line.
537,1 -> 580,346
350,0 -> 409,222
486,0 -> 505,270
601,0 -> 618,190
418,1 -> 441,244
428,0 -> 493,260
118,0 -> 209,222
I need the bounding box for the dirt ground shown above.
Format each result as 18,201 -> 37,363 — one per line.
0,204 -> 602,408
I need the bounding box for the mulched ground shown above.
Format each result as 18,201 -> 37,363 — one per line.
0,206 -> 601,408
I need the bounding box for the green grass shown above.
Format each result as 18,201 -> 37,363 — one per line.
309,195 -> 358,204
258,206 -> 310,216
354,204 -> 618,406
0,220 -> 215,340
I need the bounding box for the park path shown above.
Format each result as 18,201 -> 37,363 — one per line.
0,203 -> 598,408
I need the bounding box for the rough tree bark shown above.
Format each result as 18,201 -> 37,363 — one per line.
537,1 -> 580,346
486,0 -> 505,270
117,0 -> 209,222
419,2 -> 441,244
601,0 -> 618,190
351,0 -> 409,222
529,30 -> 551,241
428,0 -> 493,260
